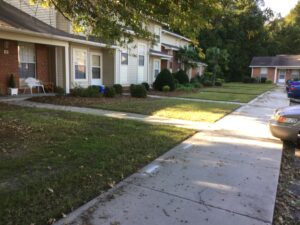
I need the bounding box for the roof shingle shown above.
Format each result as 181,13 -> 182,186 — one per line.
250,55 -> 300,67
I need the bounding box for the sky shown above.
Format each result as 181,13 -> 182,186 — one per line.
263,0 -> 299,17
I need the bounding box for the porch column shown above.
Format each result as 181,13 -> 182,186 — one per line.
64,44 -> 70,94
114,48 -> 120,84
274,67 -> 278,84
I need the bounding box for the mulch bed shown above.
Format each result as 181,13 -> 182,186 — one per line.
273,142 -> 300,225
29,95 -> 155,107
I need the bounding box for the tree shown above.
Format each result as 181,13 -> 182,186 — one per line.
176,46 -> 202,72
31,0 -> 219,45
267,1 -> 300,55
198,0 -> 272,81
205,47 -> 229,85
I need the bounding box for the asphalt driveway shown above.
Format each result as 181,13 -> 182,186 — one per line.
55,87 -> 289,225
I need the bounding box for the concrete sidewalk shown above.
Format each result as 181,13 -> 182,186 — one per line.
53,87 -> 288,225
6,100 -> 212,131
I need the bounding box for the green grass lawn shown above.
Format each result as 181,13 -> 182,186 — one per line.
181,83 -> 275,103
91,98 -> 238,122
0,103 -> 195,225
30,96 -> 239,123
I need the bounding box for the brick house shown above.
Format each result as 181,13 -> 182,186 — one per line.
250,55 -> 300,84
160,30 -> 206,79
0,0 -> 118,95
0,0 -> 205,95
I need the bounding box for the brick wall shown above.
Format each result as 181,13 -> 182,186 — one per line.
0,41 -> 51,95
172,51 -> 182,72
267,68 -> 275,81
161,60 -> 168,70
252,67 -> 275,82
160,47 -> 182,72
0,39 -> 19,95
286,70 -> 292,81
36,44 -> 49,82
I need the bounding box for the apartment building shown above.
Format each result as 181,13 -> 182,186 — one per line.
0,0 -> 206,94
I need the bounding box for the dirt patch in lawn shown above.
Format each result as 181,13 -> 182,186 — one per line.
0,118 -> 33,156
273,142 -> 300,225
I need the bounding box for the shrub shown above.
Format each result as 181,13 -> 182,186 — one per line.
104,86 -> 116,98
174,79 -> 179,87
203,80 -> 213,87
176,85 -> 194,92
243,77 -> 251,83
190,74 -> 201,83
216,78 -> 225,84
141,82 -> 150,91
71,86 -> 100,97
215,81 -> 222,87
7,74 -> 16,88
153,69 -> 175,91
130,84 -> 147,98
162,85 -> 170,92
54,86 -> 65,96
260,77 -> 267,83
266,80 -> 273,84
113,84 -> 123,94
243,77 -> 258,84
173,70 -> 189,84
193,82 -> 203,89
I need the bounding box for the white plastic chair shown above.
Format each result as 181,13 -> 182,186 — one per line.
23,77 -> 46,94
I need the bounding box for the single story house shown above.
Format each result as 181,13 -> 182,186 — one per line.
0,0 -> 206,95
250,55 -> 300,84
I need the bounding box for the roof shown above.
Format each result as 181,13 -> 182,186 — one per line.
149,49 -> 173,59
0,0 -> 107,45
161,43 -> 180,51
250,55 -> 300,67
162,29 -> 191,42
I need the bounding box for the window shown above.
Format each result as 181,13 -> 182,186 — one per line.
18,43 -> 36,79
154,26 -> 161,45
121,53 -> 128,65
260,68 -> 268,78
139,56 -> 145,66
138,45 -> 145,66
91,55 -> 101,79
74,49 -> 87,80
292,70 -> 300,80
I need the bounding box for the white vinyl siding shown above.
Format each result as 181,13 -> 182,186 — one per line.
18,43 -> 36,78
161,32 -> 190,49
56,12 -> 71,33
4,0 -> 56,27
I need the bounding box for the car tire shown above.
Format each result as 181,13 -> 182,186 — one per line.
296,138 -> 300,149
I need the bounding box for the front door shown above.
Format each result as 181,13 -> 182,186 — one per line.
138,44 -> 146,83
91,54 -> 102,86
278,70 -> 286,84
153,59 -> 161,82
120,52 -> 128,84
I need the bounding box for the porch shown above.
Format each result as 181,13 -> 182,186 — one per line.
0,37 -> 69,96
